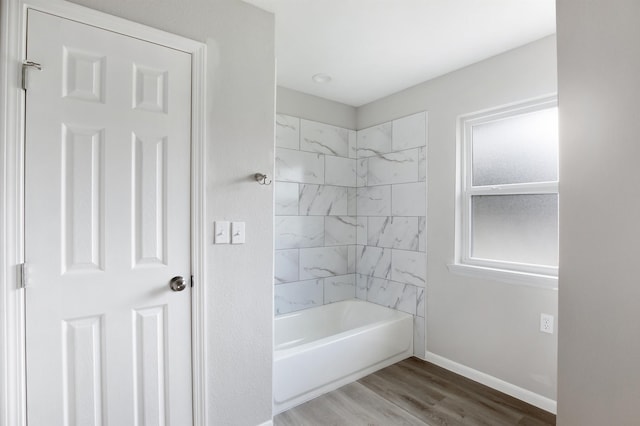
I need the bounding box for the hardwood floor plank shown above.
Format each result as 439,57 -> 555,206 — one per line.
274,357 -> 556,426
402,358 -> 555,423
361,363 -> 447,403
384,362 -> 525,424
275,382 -> 429,426
361,364 -> 522,426
359,367 -> 458,426
518,415 -> 556,426
435,396 -> 522,426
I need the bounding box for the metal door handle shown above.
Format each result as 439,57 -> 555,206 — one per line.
169,276 -> 186,292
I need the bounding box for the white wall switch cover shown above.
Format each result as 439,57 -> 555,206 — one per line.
231,221 -> 245,244
214,221 -> 230,244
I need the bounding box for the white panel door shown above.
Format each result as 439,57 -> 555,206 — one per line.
24,9 -> 193,426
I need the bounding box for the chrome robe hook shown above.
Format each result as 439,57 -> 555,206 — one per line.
254,173 -> 272,185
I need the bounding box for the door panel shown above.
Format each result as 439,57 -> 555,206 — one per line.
24,9 -> 192,425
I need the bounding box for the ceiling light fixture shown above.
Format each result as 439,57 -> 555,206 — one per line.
312,73 -> 332,84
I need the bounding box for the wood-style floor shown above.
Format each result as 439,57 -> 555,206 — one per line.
274,357 -> 556,426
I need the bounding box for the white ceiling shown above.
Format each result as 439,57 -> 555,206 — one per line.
242,0 -> 556,107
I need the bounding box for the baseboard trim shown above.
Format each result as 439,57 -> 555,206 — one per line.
256,420 -> 273,426
424,351 -> 557,414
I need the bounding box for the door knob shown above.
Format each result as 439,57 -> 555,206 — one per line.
169,276 -> 187,292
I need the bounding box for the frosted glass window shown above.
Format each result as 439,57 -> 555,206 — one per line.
472,107 -> 558,186
471,194 -> 558,266
458,98 -> 559,281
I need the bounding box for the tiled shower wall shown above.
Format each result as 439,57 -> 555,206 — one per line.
274,112 -> 427,354
274,116 -> 358,314
355,112 -> 427,357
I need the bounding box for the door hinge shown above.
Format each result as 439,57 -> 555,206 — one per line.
21,61 -> 42,90
17,263 -> 27,289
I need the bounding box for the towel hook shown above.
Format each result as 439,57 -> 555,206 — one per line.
254,173 -> 272,185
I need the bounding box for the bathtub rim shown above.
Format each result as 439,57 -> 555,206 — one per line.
275,315 -> 412,359
274,299 -> 413,357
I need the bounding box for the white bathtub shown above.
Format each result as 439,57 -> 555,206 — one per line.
273,299 -> 413,414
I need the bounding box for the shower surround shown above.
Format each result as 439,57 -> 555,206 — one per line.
274,112 -> 427,356
274,116 -> 358,312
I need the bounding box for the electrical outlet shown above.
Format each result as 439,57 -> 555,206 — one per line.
540,313 -> 554,334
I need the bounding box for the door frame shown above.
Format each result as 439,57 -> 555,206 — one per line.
0,0 -> 209,424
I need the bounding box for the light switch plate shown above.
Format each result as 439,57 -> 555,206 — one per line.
231,221 -> 245,244
214,221 -> 230,244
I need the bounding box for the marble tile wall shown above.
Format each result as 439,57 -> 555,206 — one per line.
356,112 -> 428,358
275,115 -> 357,315
274,111 -> 428,358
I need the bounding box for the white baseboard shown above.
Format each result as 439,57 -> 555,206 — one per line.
425,351 -> 557,414
257,420 -> 273,426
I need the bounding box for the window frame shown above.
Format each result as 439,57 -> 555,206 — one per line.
452,95 -> 559,288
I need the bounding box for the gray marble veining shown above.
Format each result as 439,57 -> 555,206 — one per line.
356,217 -> 368,246
391,249 -> 427,287
275,148 -> 324,184
366,277 -> 417,315
356,158 -> 368,187
356,245 -> 391,279
367,149 -> 419,186
274,112 -> 429,317
274,279 -> 323,315
299,184 -> 348,216
348,130 -> 357,159
276,114 -> 300,150
299,246 -> 349,279
368,216 -> 419,250
275,216 -> 324,249
392,112 -> 427,152
416,287 -> 425,318
355,273 -> 368,300
301,119 -> 350,157
324,274 -> 356,304
274,249 -> 299,284
325,216 -> 357,246
418,217 -> 426,252
357,122 -> 392,158
356,186 -> 391,216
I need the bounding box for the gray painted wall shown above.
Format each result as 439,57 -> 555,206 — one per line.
358,36 -> 559,402
67,1 -> 275,424
277,86 -> 357,130
557,1 -> 640,424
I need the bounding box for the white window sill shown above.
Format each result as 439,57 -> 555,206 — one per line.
447,263 -> 558,290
